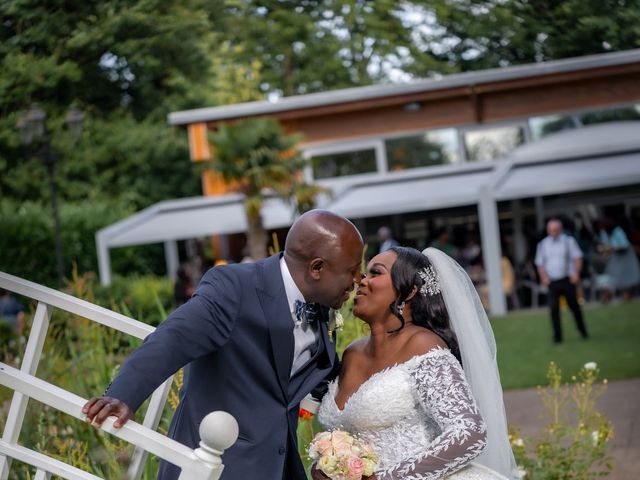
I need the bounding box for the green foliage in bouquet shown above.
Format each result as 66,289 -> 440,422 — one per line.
510,362 -> 613,480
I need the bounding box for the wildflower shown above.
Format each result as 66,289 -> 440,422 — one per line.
584,362 -> 597,370
512,438 -> 524,447
591,431 -> 599,446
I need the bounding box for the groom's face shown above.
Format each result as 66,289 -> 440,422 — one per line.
310,236 -> 363,309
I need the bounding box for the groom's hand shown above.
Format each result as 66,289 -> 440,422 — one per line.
82,396 -> 133,428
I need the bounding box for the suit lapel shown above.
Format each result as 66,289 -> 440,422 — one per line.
318,307 -> 337,369
256,254 -> 294,402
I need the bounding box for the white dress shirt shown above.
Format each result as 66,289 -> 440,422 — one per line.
280,257 -> 320,375
535,234 -> 583,280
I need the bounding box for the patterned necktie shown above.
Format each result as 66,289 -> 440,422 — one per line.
293,299 -> 320,327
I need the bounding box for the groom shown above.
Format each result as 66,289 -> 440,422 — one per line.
83,210 -> 364,480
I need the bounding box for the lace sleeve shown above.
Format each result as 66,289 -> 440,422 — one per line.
378,350 -> 487,480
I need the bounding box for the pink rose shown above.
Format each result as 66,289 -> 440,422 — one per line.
346,456 -> 365,479
314,437 -> 333,456
331,431 -> 354,455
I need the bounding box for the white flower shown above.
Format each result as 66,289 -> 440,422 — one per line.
513,438 -> 524,447
517,466 -> 527,478
591,430 -> 599,446
584,362 -> 597,370
328,309 -> 344,341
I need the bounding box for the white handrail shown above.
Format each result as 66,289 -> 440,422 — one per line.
0,272 -> 153,339
0,272 -> 238,479
0,363 -> 202,471
0,442 -> 101,480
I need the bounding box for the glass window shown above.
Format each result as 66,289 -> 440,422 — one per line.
311,149 -> 377,179
580,104 -> 640,125
385,128 -> 460,171
464,125 -> 525,162
529,114 -> 576,140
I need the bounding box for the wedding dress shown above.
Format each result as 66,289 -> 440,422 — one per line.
317,347 -> 510,480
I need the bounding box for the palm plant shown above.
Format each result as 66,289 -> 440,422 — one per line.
208,118 -> 327,259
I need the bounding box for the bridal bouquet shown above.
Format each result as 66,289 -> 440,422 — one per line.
308,430 -> 378,480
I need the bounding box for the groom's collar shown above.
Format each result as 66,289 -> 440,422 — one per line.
279,256 -> 305,316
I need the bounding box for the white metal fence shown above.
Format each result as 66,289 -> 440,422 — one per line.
0,271 -> 238,480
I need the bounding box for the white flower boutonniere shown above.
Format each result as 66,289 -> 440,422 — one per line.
328,308 -> 344,342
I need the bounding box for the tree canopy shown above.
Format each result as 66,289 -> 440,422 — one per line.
1,0 -> 638,280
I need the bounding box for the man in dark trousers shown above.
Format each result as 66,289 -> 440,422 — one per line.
83,210 -> 364,480
535,218 -> 589,343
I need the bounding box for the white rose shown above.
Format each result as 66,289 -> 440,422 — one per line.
584,362 -> 597,370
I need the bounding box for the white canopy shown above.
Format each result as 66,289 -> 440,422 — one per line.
99,194 -> 296,248
97,122 -> 640,316
494,122 -> 640,200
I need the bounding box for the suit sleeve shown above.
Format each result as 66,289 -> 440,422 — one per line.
105,267 -> 241,411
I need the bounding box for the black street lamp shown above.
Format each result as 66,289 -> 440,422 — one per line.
16,104 -> 84,286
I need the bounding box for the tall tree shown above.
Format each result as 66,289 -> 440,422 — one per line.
223,0 -> 448,96
208,118 -> 325,259
0,0 -> 227,207
421,0 -> 640,71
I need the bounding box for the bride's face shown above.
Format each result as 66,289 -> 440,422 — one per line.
353,251 -> 398,320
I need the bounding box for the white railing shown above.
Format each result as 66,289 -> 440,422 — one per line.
0,271 -> 238,480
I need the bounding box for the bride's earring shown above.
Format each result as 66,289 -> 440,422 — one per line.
397,301 -> 405,317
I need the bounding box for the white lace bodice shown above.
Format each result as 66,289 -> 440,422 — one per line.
318,348 -> 490,480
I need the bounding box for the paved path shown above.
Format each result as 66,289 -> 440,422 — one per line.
504,378 -> 640,479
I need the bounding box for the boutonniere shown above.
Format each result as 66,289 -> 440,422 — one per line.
328,308 -> 344,341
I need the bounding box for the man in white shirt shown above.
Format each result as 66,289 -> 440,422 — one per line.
378,226 -> 400,253
535,219 -> 589,343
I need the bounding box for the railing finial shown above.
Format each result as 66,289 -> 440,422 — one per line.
193,411 -> 239,467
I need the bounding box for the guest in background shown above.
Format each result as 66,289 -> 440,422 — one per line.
597,217 -> 640,302
377,226 -> 400,253
0,289 -> 25,334
430,227 -> 459,260
535,219 -> 589,344
173,264 -> 195,306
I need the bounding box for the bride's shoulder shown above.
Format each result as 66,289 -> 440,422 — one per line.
342,337 -> 369,361
401,328 -> 449,361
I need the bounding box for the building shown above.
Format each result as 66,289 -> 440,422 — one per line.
97,49 -> 640,314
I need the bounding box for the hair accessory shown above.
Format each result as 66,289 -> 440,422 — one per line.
418,265 -> 441,296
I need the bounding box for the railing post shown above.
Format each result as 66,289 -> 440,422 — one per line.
126,378 -> 174,480
0,302 -> 52,480
34,469 -> 51,480
177,411 -> 238,480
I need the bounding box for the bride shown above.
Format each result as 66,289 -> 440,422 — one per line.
314,247 -> 519,480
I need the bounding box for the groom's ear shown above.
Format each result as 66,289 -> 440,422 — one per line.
309,257 -> 325,280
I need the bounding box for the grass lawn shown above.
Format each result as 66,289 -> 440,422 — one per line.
492,300 -> 640,390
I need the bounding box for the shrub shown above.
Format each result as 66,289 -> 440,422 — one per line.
0,199 -> 165,287
510,362 -> 613,479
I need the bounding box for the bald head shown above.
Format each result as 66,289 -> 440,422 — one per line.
285,210 -> 362,262
284,210 -> 364,308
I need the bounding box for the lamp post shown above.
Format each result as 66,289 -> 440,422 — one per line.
16,105 -> 84,286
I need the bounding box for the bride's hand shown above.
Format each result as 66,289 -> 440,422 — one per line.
310,463 -> 330,480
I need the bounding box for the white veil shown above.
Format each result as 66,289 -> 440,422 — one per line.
423,247 -> 519,479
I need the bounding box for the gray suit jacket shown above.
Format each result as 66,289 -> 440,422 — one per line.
106,254 -> 339,480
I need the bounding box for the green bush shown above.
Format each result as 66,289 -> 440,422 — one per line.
0,199 -> 165,286
510,362 -> 613,479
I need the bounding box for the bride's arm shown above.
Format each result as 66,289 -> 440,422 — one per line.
377,351 -> 487,480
